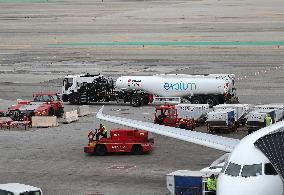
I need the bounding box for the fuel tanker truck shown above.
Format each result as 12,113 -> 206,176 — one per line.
116,74 -> 238,107
62,73 -> 238,107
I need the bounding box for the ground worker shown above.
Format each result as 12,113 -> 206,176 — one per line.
265,114 -> 272,127
96,123 -> 107,140
88,130 -> 96,143
207,174 -> 217,195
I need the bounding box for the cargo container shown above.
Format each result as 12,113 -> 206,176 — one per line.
206,109 -> 237,133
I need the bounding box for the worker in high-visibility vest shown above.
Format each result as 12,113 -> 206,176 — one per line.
207,174 -> 217,195
265,114 -> 273,127
96,124 -> 108,140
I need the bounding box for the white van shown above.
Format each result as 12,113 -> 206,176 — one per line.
0,183 -> 42,195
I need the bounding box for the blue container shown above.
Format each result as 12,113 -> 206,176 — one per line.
175,175 -> 202,195
227,110 -> 235,123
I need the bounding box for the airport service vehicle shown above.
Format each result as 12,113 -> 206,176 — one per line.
206,109 -> 237,133
116,74 -> 238,107
176,104 -> 209,125
97,106 -> 284,195
254,104 -> 284,120
0,183 -> 43,195
9,93 -> 64,118
84,129 -> 154,155
167,170 -> 220,195
246,108 -> 283,134
0,110 -> 6,117
213,104 -> 252,127
61,73 -> 151,107
167,156 -> 227,194
154,104 -> 196,130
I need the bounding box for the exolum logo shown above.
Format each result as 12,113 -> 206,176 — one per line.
164,82 -> 197,91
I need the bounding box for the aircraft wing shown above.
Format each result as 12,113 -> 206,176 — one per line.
96,106 -> 240,152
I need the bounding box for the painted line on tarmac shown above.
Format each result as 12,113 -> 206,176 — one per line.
0,0 -> 48,2
49,40 -> 284,47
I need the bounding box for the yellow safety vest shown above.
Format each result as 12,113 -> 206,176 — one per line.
207,178 -> 217,191
102,126 -> 107,136
265,116 -> 272,126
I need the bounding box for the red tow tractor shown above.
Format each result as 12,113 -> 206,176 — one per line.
9,92 -> 64,118
154,104 -> 196,130
84,129 -> 154,156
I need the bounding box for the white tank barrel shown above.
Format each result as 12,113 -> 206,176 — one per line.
116,75 -> 234,97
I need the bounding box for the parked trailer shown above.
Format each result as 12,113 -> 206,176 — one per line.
176,104 -> 210,125
246,109 -> 279,134
116,74 -> 239,107
254,104 -> 284,119
62,73 -> 151,107
206,108 -> 237,133
213,104 -> 252,126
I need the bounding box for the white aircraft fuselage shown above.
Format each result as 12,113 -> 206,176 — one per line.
217,124 -> 283,195
96,107 -> 284,195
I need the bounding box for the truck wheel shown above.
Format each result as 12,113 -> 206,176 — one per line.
205,96 -> 218,108
143,97 -> 149,105
131,96 -> 142,107
132,145 -> 142,155
95,145 -> 107,156
190,96 -> 203,104
62,94 -> 68,102
69,95 -> 79,105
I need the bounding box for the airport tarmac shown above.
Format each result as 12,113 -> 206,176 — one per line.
0,0 -> 283,194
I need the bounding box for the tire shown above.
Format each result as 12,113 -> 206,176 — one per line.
48,108 -> 54,116
132,145 -> 143,155
59,107 -> 64,117
190,96 -> 203,104
179,124 -> 188,130
156,115 -> 164,124
143,97 -> 149,105
131,96 -> 142,107
207,124 -> 213,133
69,94 -> 79,105
95,145 -> 107,156
205,96 -> 218,108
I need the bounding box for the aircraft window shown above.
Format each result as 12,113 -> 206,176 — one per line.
265,163 -> 278,175
67,78 -> 73,84
221,161 -> 228,173
34,96 -> 42,102
52,95 -> 59,101
241,164 -> 262,177
225,162 -> 241,177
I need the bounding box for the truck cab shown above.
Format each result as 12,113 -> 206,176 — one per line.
84,129 -> 154,155
8,93 -> 64,119
32,93 -> 64,117
62,74 -> 101,102
0,183 -> 43,195
155,105 -> 196,130
155,105 -> 178,126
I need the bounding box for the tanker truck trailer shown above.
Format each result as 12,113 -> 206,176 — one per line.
116,74 -> 238,107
